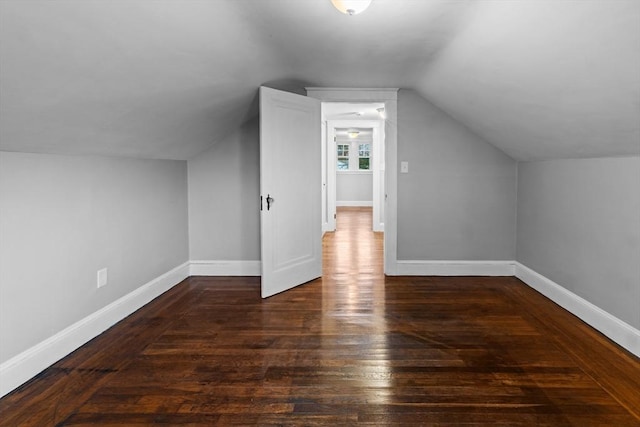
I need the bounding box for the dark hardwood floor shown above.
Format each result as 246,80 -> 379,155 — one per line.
1,207 -> 639,425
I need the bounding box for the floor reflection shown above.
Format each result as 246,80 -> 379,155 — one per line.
321,207 -> 391,401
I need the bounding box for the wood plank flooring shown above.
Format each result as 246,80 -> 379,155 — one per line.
1,207 -> 639,425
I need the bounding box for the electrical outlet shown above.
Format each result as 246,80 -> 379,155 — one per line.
97,268 -> 108,288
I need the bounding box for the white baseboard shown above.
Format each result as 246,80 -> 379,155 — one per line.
4,259 -> 636,399
0,261 -> 190,398
515,262 -> 640,358
336,201 -> 373,207
396,260 -> 516,276
190,260 -> 261,276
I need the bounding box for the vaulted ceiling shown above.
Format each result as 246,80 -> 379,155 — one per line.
1,0 -> 638,161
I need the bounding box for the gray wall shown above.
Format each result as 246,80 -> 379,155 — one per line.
517,157 -> 640,329
188,118 -> 260,261
397,89 -> 517,260
335,135 -> 374,204
0,151 -> 189,363
189,90 -> 518,262
337,172 -> 373,204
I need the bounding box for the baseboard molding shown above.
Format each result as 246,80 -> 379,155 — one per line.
189,260 -> 261,276
336,201 -> 373,207
396,260 -> 516,276
5,259 -> 636,399
515,262 -> 640,357
0,261 -> 190,398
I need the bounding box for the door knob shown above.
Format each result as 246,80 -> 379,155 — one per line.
267,194 -> 274,210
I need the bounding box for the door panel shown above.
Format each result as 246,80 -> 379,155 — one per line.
260,87 -> 321,298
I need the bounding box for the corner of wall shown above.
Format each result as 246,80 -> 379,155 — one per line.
515,262 -> 640,357
514,160 -> 520,260
0,262 -> 190,398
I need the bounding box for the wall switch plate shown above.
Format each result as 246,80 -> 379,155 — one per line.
97,268 -> 108,288
400,161 -> 409,173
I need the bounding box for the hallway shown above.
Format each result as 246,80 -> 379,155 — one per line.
322,206 -> 383,295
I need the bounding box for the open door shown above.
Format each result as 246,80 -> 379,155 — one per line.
260,87 -> 322,298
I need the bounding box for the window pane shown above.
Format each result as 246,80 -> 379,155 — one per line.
358,143 -> 370,170
337,144 -> 349,157
337,158 -> 349,170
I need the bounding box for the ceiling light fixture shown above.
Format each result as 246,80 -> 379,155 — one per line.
348,130 -> 360,138
331,0 -> 372,16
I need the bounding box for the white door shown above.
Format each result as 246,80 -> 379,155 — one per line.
260,87 -> 322,298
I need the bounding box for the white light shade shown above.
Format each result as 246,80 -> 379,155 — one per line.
348,131 -> 360,138
331,0 -> 372,15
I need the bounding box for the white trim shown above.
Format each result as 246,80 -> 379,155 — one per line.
336,201 -> 373,207
515,262 -> 640,357
0,261 -> 190,398
308,88 -> 398,274
371,121 -> 384,233
336,170 -> 374,175
326,119 -> 338,231
397,260 -> 516,276
4,259 -> 636,399
306,88 -> 399,101
189,260 -> 261,276
321,119 -> 329,234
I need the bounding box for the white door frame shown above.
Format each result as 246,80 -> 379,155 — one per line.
326,119 -> 384,232
307,87 -> 399,275
320,116 -> 328,234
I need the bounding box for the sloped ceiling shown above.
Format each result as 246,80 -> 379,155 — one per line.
0,0 -> 638,161
417,0 -> 640,160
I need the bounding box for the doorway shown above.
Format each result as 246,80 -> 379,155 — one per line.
322,104 -> 385,234
307,87 -> 399,275
258,87 -> 398,299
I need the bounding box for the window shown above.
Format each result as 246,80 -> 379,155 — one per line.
337,140 -> 372,171
358,143 -> 370,170
337,144 -> 349,170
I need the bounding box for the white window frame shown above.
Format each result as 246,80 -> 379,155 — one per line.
357,142 -> 371,171
336,139 -> 372,173
336,143 -> 351,171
